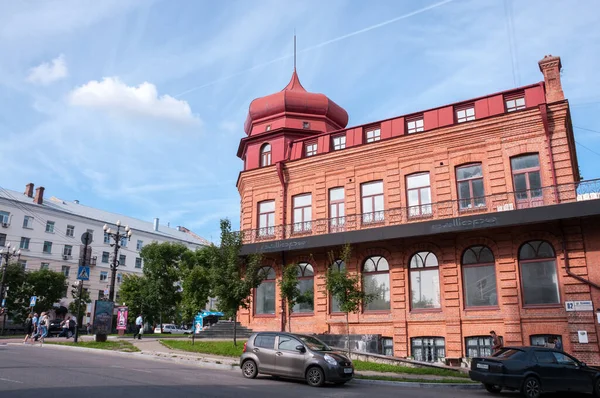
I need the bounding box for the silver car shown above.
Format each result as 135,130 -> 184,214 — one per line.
240,332 -> 354,387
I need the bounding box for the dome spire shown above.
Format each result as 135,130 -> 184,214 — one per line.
293,30 -> 297,71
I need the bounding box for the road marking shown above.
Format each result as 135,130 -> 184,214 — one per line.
0,378 -> 24,384
131,368 -> 152,373
110,365 -> 124,368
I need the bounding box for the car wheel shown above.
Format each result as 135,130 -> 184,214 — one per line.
521,376 -> 541,398
306,366 -> 325,387
484,384 -> 502,393
241,360 -> 258,379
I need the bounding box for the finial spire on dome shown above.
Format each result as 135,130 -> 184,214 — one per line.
294,30 -> 296,71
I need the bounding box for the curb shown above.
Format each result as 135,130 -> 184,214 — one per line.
352,377 -> 482,389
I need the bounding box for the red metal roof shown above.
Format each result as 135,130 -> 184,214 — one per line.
244,70 -> 349,134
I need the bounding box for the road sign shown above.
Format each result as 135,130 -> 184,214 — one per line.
77,266 -> 90,281
81,231 -> 93,245
565,300 -> 593,312
29,296 -> 37,307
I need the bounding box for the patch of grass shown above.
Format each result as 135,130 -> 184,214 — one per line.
354,375 -> 477,384
353,360 -> 469,378
46,340 -> 140,352
160,339 -> 245,357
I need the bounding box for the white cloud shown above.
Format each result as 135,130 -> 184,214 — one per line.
68,77 -> 200,124
26,54 -> 68,85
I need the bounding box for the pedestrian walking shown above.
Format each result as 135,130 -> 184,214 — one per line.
490,330 -> 503,354
32,312 -> 40,341
133,314 -> 143,340
23,314 -> 34,344
68,317 -> 76,338
59,316 -> 70,338
38,312 -> 50,346
86,322 -> 92,335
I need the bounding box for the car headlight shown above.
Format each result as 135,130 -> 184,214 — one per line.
324,354 -> 338,366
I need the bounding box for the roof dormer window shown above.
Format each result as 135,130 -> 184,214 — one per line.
365,126 -> 381,143
456,105 -> 475,123
305,141 -> 317,157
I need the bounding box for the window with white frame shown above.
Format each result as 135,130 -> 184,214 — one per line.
102,251 -> 109,263
456,106 -> 475,123
505,95 -> 526,112
63,245 -> 73,257
135,258 -> 142,268
40,263 -> 49,270
292,194 -> 312,233
43,241 -> 52,253
100,271 -> 108,281
119,254 -> 126,266
45,221 -> 55,233
0,233 -> 5,246
104,232 -> 110,244
305,142 -> 317,157
407,116 -> 424,134
407,173 -> 432,217
117,273 -> 122,284
332,135 -> 346,150
22,216 -> 34,229
120,236 -> 128,247
136,240 -> 143,251
61,265 -> 70,277
66,225 -> 75,237
0,211 -> 10,225
329,187 -> 345,231
365,127 -> 381,143
361,181 -> 384,224
20,237 -> 30,250
258,200 -> 275,237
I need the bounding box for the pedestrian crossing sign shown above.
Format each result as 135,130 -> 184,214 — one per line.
77,266 -> 90,281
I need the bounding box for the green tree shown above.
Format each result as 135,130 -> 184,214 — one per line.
325,244 -> 374,354
119,274 -> 160,327
68,282 -> 92,325
179,249 -> 211,324
140,242 -> 191,328
4,264 -> 67,324
207,219 -> 263,346
279,263 -> 313,332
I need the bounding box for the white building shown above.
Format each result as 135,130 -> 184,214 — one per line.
0,183 -> 210,322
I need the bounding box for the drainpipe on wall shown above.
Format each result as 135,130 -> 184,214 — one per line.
560,221 -> 600,290
281,251 -> 286,332
539,104 -> 560,203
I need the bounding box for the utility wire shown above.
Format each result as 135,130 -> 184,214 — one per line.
575,141 -> 600,158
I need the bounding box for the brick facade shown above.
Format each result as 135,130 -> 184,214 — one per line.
235,55 -> 600,365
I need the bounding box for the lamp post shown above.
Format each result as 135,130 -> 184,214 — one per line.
0,243 -> 21,335
103,221 -> 131,302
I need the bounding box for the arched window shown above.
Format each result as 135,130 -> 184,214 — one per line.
255,267 -> 276,315
462,246 -> 498,307
293,263 -> 314,313
363,256 -> 390,311
410,252 -> 440,310
518,240 -> 559,305
329,259 -> 345,313
260,143 -> 272,167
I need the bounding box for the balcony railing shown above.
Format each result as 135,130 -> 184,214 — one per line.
240,179 -> 600,244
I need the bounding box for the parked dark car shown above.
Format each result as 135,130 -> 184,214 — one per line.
469,346 -> 599,397
48,319 -> 64,336
240,332 -> 354,387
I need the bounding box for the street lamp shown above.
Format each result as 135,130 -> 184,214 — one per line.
0,243 -> 21,334
103,221 -> 132,302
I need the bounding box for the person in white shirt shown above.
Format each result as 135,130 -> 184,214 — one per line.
133,314 -> 143,340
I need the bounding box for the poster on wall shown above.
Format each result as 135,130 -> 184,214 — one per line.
116,306 -> 128,330
93,300 -> 114,334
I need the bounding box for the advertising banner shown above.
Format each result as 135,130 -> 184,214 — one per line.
116,306 -> 128,330
93,300 -> 114,334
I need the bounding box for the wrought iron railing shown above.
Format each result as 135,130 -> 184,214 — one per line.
240,179 -> 600,244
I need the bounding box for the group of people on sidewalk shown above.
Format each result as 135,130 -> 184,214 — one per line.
22,312 -> 50,346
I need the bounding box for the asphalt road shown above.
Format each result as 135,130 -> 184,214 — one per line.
0,343 -> 572,398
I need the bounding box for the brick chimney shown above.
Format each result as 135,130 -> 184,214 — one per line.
538,55 -> 564,103
24,183 -> 34,198
34,186 -> 45,205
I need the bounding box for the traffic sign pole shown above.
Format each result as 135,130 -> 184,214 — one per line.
75,232 -> 92,343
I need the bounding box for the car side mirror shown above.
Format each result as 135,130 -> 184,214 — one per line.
296,345 -> 306,353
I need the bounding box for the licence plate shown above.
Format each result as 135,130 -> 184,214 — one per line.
477,363 -> 489,370
344,368 -> 353,374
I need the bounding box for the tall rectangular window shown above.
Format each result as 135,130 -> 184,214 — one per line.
292,194 -> 312,233
102,251 -> 109,263
63,245 -> 73,257
66,225 -> 75,237
407,173 -> 432,217
135,258 -> 142,268
332,135 -> 346,150
18,260 -> 27,270
407,116 -> 424,134
361,181 -> 384,224
258,200 -> 275,237
23,216 -> 34,229
456,106 -> 475,123
329,187 -> 345,232
136,240 -> 144,251
104,232 -> 110,244
505,95 -> 526,112
45,221 -> 55,233
305,142 -> 317,157
119,254 -> 126,266
511,154 -> 543,208
457,164 -> 486,210
366,127 -> 381,143
40,263 -> 49,270
0,211 -> 10,225
120,236 -> 128,247
100,271 -> 108,281
43,241 -> 53,253
20,237 -> 30,250
61,265 -> 70,277
0,233 -> 5,246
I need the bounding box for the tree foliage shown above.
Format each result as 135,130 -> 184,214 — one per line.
325,244 -> 374,353
207,219 -> 263,345
279,263 -> 313,332
119,274 -> 160,326
68,282 -> 92,324
179,249 -> 211,323
3,264 -> 67,324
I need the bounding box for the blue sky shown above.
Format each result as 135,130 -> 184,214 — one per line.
0,0 -> 599,242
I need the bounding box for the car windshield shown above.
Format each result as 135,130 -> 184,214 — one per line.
298,335 -> 332,351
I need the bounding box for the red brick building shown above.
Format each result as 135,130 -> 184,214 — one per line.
236,55 -> 600,365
